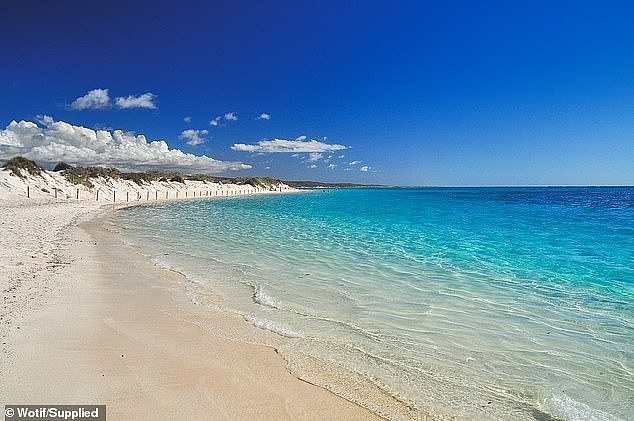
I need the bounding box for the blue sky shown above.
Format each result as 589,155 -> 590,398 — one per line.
1,1 -> 632,185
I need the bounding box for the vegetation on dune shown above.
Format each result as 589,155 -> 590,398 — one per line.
90,167 -> 283,188
121,171 -> 184,185
188,174 -> 282,188
55,162 -> 121,188
187,174 -> 215,183
3,156 -> 45,178
52,162 -> 73,172
239,177 -> 279,187
4,156 -> 288,189
119,172 -> 154,185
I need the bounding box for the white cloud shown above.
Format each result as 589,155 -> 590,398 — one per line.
179,129 -> 208,146
183,116 -> 192,123
0,117 -> 250,173
360,166 -> 369,172
209,112 -> 238,126
70,89 -> 111,110
70,89 -> 157,110
327,163 -> 336,169
114,92 -> 157,109
256,113 -> 271,120
36,115 -> 54,126
231,138 -> 347,154
296,135 -> 307,141
265,166 -> 271,170
308,152 -> 323,162
349,160 -> 362,166
338,154 -> 345,158
309,164 -> 317,169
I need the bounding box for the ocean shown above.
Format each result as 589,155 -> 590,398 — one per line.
108,187 -> 633,420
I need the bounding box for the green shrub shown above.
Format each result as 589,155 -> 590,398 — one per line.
1,156 -> 287,189
188,174 -> 215,183
3,156 -> 44,178
121,172 -> 153,185
60,165 -> 121,188
53,162 -> 73,172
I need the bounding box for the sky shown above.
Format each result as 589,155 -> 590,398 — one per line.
0,0 -> 632,186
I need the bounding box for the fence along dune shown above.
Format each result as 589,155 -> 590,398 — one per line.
1,157 -> 295,202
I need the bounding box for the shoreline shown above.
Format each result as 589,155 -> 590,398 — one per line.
106,205 -> 427,421
0,195 -> 385,420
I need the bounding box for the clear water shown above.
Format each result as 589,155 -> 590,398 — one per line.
109,187 -> 633,420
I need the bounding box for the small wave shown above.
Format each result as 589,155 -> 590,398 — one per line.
548,394 -> 621,421
149,257 -> 171,270
244,314 -> 299,338
253,284 -> 278,308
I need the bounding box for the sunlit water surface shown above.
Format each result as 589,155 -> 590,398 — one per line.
109,187 -> 633,420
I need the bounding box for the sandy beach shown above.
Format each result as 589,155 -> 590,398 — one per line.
0,171 -> 381,420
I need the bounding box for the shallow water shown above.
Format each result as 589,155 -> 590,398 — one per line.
109,187 -> 633,420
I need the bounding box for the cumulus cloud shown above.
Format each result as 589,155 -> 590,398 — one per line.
349,160 -> 362,166
327,163 -> 336,169
209,112 -> 238,126
296,135 -> 307,141
0,117 -> 250,173
70,89 -> 158,110
360,166 -> 369,172
179,129 -> 208,146
308,152 -> 323,162
308,164 -> 317,169
183,116 -> 192,123
231,138 -> 347,154
114,92 -> 157,109
70,89 -> 111,110
256,113 -> 271,120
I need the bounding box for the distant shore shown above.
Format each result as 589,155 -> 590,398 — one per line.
0,168 -> 381,420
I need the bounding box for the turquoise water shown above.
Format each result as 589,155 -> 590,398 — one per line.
110,187 -> 633,420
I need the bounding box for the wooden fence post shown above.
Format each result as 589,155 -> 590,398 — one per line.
113,191 -> 116,202
76,189 -> 79,199
54,188 -> 57,199
96,190 -> 99,201
127,191 -> 129,202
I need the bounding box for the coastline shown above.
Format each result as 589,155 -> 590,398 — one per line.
0,196 -> 383,420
